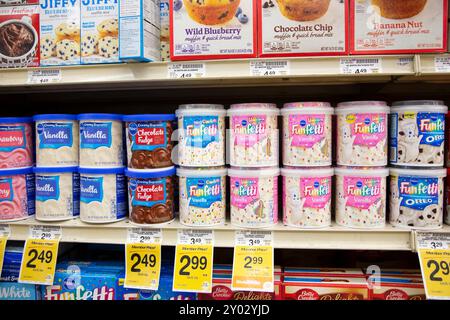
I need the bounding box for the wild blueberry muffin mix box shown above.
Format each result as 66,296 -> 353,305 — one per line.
160,0 -> 169,61
170,0 -> 258,61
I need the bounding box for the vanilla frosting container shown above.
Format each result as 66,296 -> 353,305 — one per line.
78,114 -> 124,168
0,117 -> 34,169
229,167 -> 279,228
177,167 -> 226,227
390,101 -> 448,167
335,167 -> 388,229
282,167 -> 333,228
176,104 -> 226,167
390,167 -> 445,230
228,103 -> 280,167
34,114 -> 79,167
281,102 -> 333,167
336,101 -> 389,167
34,166 -> 79,221
0,167 -> 35,222
79,167 -> 127,224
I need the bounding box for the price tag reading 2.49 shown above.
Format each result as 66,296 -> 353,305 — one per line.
173,230 -> 214,293
232,230 -> 274,293
19,226 -> 61,285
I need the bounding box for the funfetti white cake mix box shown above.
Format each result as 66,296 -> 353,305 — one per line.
170,0 -> 257,61
160,0 -> 169,61
351,0 -> 448,54
119,0 -> 161,62
81,0 -> 119,64
259,0 -> 348,57
39,0 -> 81,66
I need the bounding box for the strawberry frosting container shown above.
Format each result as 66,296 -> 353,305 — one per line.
0,117 -> 33,169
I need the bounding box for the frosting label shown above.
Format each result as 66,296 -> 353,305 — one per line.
398,177 -> 439,211
345,113 -> 386,146
129,122 -> 166,151
80,122 -> 112,149
232,115 -> 267,148
186,177 -> 221,209
289,114 -> 325,148
36,175 -> 60,201
0,125 -> 26,152
0,178 -> 13,201
344,176 -> 381,209
37,122 -> 73,149
115,174 -> 127,219
417,113 -> 445,147
183,116 -> 219,149
230,177 -> 259,209
80,176 -> 103,203
130,178 -> 166,207
300,177 -> 331,208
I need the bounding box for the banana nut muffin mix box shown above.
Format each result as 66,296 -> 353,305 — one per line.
350,0 -> 448,54
258,0 -> 348,57
170,0 -> 257,60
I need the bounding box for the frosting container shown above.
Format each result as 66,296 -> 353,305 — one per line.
229,167 -> 279,228
281,102 -> 333,167
228,104 -> 280,167
78,114 -> 124,168
177,167 -> 226,227
125,167 -> 175,225
0,117 -> 33,169
336,102 -> 389,167
34,166 -> 80,221
176,104 -> 226,167
123,114 -> 175,169
390,167 -> 445,230
0,167 -> 35,222
33,114 -> 79,167
79,167 -> 127,224
390,101 -> 448,167
281,167 -> 333,228
335,167 -> 389,229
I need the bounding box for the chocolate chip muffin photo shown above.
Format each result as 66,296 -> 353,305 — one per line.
276,0 -> 331,21
182,0 -> 241,25
371,0 -> 427,19
0,20 -> 37,67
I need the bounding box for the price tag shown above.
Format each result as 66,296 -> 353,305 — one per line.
417,232 -> 450,300
232,231 -> 274,292
250,60 -> 290,77
19,226 -> 61,285
173,230 -> 214,293
340,58 -> 382,74
27,69 -> 62,84
168,63 -> 206,79
125,228 -> 162,290
0,225 -> 10,276
434,56 -> 450,73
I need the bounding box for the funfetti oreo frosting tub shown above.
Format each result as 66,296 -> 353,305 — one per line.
0,117 -> 33,169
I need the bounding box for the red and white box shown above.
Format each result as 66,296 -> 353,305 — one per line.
282,276 -> 370,300
365,268 -> 423,278
170,0 -> 257,61
284,267 -> 366,278
369,277 -> 426,300
350,0 -> 448,54
258,0 -> 348,57
0,5 -> 39,68
0,0 -> 38,6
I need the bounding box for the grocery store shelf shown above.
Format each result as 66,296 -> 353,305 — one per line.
4,217 -> 436,251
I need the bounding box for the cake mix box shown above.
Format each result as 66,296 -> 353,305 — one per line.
351,0 -> 448,54
119,0 -> 160,62
258,0 -> 348,57
81,0 -> 119,64
160,0 -> 169,61
0,5 -> 39,68
0,0 -> 38,6
369,277 -> 426,300
284,267 -> 366,278
170,0 -> 257,60
39,0 -> 81,66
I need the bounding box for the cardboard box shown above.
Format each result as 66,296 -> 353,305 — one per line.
0,0 -> 38,6
284,267 -> 366,278
369,277 -> 426,300
160,0 -> 169,61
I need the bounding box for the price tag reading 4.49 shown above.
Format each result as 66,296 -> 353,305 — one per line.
125,228 -> 162,290
173,230 -> 214,293
232,230 -> 274,292
0,225 -> 10,276
417,232 -> 450,300
19,226 -> 61,285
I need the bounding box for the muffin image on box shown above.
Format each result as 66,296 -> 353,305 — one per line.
371,0 -> 427,19
55,21 -> 80,43
182,0 -> 241,25
276,0 -> 331,21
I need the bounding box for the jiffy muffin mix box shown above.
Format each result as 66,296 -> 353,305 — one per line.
258,0 -> 348,57
160,0 -> 169,60
351,0 -> 448,54
81,0 -> 119,64
170,0 -> 257,60
39,0 -> 81,66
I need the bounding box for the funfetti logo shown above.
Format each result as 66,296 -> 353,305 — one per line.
346,179 -> 380,197
399,179 -> 438,196
419,116 -> 444,133
291,117 -> 324,136
353,115 -> 385,134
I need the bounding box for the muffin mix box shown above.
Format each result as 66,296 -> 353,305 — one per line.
81,0 -> 119,64
0,5 -> 39,68
170,0 -> 258,61
39,0 -> 81,66
369,277 -> 426,300
258,0 -> 348,57
160,0 -> 169,61
350,0 -> 448,54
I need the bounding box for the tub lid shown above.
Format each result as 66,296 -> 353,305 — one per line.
228,166 -> 280,177
177,166 -> 227,177
391,100 -> 448,113
0,117 -> 33,123
33,114 -> 78,121
281,102 -> 334,115
335,166 -> 389,177
176,104 -> 226,116
77,113 -> 123,121
123,114 -> 176,122
336,101 -> 390,114
33,166 -> 79,173
281,167 -> 334,177
125,166 -> 176,178
0,167 -> 33,175
78,167 -> 125,174
228,103 -> 280,116
390,167 -> 446,178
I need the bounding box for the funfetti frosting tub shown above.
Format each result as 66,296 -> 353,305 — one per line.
0,117 -> 33,169
390,167 -> 445,230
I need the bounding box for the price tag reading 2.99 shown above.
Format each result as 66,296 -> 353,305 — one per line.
173,230 -> 214,293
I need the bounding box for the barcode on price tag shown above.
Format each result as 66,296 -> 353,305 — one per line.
250,60 -> 290,77
178,229 -> 214,246
168,63 -> 206,79
127,228 -> 162,244
434,56 -> 450,73
417,232 -> 449,250
27,69 -> 62,84
30,226 -> 62,241
235,230 -> 273,247
340,58 -> 382,74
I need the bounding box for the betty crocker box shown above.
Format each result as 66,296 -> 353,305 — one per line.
284,267 -> 366,278
170,0 -> 257,61
369,277 -> 426,300
258,0 -> 348,57
0,0 -> 38,5
350,0 -> 448,54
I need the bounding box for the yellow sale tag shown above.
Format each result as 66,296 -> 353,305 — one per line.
125,243 -> 161,290
0,237 -> 7,276
19,239 -> 59,285
418,249 -> 450,299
